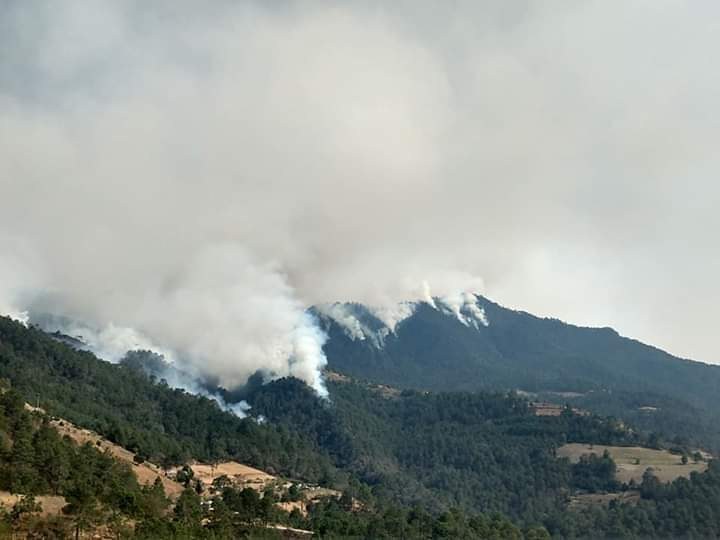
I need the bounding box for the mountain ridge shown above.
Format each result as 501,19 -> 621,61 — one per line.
316,295 -> 720,451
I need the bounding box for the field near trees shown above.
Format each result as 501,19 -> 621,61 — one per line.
558,443 -> 708,483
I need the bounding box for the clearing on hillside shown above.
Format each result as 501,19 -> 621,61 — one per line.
558,443 -> 708,483
187,461 -> 275,491
24,403 -> 185,498
0,492 -> 66,517
569,490 -> 641,510
49,417 -> 185,498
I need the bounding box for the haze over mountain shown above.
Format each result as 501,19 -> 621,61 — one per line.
2,1 -> 720,399
5,2 -> 720,538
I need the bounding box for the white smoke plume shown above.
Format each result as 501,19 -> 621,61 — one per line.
32,314 -> 252,416
319,289 -> 489,347
0,2 -> 492,394
436,292 -> 490,330
25,244 -> 330,396
2,0 -> 720,379
368,303 -> 418,334
315,304 -> 369,342
0,236 -> 44,326
149,361 -> 252,418
45,320 -> 177,364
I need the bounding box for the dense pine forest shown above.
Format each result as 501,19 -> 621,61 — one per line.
319,298 -> 720,451
3,316 -> 720,537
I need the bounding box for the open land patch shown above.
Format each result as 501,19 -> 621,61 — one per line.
558,443 -> 708,484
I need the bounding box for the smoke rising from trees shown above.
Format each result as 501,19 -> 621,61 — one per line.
2,0 -> 720,393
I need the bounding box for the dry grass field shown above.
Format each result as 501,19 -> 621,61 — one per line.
0,492 -> 67,517
189,461 -> 275,491
558,443 -> 707,483
50,418 -> 185,498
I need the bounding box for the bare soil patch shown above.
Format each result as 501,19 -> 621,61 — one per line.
0,491 -> 67,517
50,419 -> 184,498
188,461 -> 275,491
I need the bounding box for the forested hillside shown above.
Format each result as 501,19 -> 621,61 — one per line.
319,297 -> 720,450
238,377 -> 637,517
0,317 -> 527,538
5,315 -> 720,537
0,317 -> 338,483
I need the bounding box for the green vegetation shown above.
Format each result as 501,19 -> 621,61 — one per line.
552,461 -> 720,538
4,315 -> 720,537
0,385 -> 172,537
559,444 -> 707,484
0,317 -> 337,483
571,450 -> 619,493
319,298 -> 720,451
0,366 -> 524,538
240,377 -> 635,520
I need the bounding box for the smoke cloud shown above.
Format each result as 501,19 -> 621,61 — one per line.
2,0 -> 720,390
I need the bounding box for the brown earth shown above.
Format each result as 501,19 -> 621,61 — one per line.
25,404 -> 343,524
324,371 -> 351,383
49,418 -> 184,499
187,461 -> 275,492
15,405 -> 344,538
277,500 -> 307,516
0,491 -> 67,517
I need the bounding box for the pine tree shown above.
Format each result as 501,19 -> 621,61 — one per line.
9,412 -> 40,493
140,477 -> 170,519
63,482 -> 102,540
173,487 -> 203,531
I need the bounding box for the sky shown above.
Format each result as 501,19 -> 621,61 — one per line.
1,0 -> 719,389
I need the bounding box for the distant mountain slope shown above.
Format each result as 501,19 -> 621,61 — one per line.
317,296 -> 720,450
